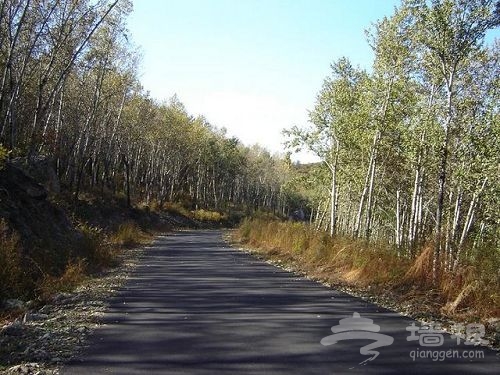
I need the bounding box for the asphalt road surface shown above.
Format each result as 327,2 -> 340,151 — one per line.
62,230 -> 500,374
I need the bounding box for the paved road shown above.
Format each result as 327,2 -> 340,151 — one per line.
63,230 -> 499,374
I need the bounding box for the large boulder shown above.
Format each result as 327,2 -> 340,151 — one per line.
11,156 -> 60,194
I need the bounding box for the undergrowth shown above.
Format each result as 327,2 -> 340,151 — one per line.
163,201 -> 227,223
235,218 -> 499,322
0,218 -> 150,305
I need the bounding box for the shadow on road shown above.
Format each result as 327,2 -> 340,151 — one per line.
62,230 -> 500,374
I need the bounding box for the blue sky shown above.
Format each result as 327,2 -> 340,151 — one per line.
126,0 -> 452,160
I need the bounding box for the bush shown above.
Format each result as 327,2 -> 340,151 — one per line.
163,202 -> 192,218
78,224 -> 117,268
112,221 -> 144,247
38,259 -> 87,300
193,209 -> 225,222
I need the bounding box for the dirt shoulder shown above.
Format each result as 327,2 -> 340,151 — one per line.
225,232 -> 500,352
0,242 -> 148,375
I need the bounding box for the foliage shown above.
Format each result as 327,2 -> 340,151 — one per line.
284,0 -> 500,281
192,209 -> 225,223
0,0 -> 295,218
111,221 -> 145,247
78,224 -> 117,269
38,259 -> 87,301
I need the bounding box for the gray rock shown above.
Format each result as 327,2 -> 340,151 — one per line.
1,321 -> 24,336
23,313 -> 49,323
6,362 -> 40,374
52,292 -> 72,303
4,299 -> 26,310
11,155 -> 60,194
486,317 -> 500,333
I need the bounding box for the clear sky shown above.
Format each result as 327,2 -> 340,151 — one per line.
125,0 -> 401,161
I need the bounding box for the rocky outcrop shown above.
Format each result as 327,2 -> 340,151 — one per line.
11,156 -> 60,194
0,162 -> 79,277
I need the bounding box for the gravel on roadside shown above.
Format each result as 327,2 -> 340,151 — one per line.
0,244 -> 147,375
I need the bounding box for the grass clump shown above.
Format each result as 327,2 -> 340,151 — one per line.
38,259 -> 87,300
0,144 -> 9,170
193,209 -> 226,222
163,202 -> 192,218
78,224 -> 117,269
111,221 -> 147,247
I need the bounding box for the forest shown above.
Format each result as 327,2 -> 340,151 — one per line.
284,0 -> 499,279
0,0 -> 294,215
0,0 -> 499,320
237,0 -> 499,322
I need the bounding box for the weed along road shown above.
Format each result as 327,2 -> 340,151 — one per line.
62,230 -> 499,374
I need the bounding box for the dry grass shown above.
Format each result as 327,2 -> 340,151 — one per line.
403,245 -> 434,286
0,220 -> 25,300
237,218 -> 408,287
163,202 -> 192,218
111,221 -> 148,248
235,218 -> 499,322
193,209 -> 226,222
38,259 -> 87,300
78,224 -> 117,268
164,202 -> 227,223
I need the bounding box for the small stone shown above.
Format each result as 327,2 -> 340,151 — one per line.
38,305 -> 51,313
6,363 -> 39,374
4,299 -> 26,310
52,292 -> 72,303
30,313 -> 49,322
486,318 -> 500,333
1,321 -> 24,336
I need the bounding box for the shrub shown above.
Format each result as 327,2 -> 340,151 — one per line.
112,221 -> 144,247
38,259 -> 87,300
163,202 -> 192,218
78,224 -> 117,268
193,209 -> 225,222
